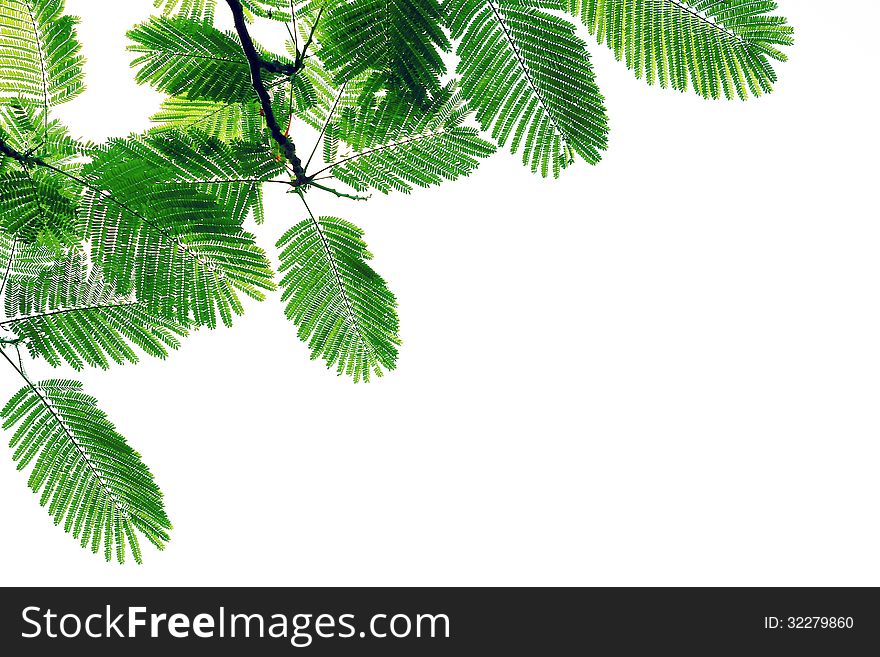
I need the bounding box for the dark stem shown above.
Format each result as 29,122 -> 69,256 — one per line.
0,138 -> 46,167
225,0 -> 308,184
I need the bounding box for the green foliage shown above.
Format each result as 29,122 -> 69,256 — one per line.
150,95 -> 266,143
128,16 -> 291,102
93,129 -> 285,225
319,0 -> 450,104
0,170 -> 78,247
0,102 -> 90,249
82,137 -> 276,328
1,379 -> 171,563
0,233 -> 56,281
242,0 -> 295,21
294,58 -> 363,133
0,101 -> 91,171
0,0 -> 85,109
157,0 -> 294,21
446,0 -> 609,177
555,0 -> 794,100
0,0 -> 795,562
277,215 -> 400,382
154,0 -> 217,20
325,83 -> 497,193
1,253 -> 188,370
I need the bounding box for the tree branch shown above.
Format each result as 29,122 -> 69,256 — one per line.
225,0 -> 307,184
0,137 -> 45,167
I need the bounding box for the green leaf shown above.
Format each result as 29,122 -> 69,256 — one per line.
0,232 -> 56,281
0,100 -> 92,171
128,16 -> 290,103
0,101 -> 90,250
0,169 -> 78,247
1,252 -> 189,370
155,0 -> 293,21
553,0 -> 794,99
1,379 -> 172,563
295,58 -> 366,133
101,129 -> 285,226
445,0 -> 609,177
277,215 -> 400,382
0,0 -> 85,108
153,0 -> 217,21
150,95 -> 265,143
241,0 -> 293,20
325,83 -> 496,193
319,0 -> 450,104
82,137 -> 276,328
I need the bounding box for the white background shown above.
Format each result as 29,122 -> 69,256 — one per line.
1,1 -> 878,586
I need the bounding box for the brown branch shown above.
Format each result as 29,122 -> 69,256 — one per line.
225,0 -> 308,184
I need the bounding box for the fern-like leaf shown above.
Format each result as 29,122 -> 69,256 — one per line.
1,253 -> 188,370
1,378 -> 172,563
128,16 -> 290,103
154,0 -> 217,20
0,0 -> 85,109
324,83 -> 496,193
82,138 -> 276,328
150,95 -> 265,143
156,0 -> 293,20
99,129 -> 285,226
0,101 -> 92,246
319,0 -> 450,104
0,169 -> 78,247
243,0 -> 294,20
277,215 -> 399,381
0,101 -> 91,170
554,0 -> 793,100
295,59 -> 370,133
445,0 -> 608,176
0,233 -> 56,282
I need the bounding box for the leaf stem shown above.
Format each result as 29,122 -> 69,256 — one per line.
295,7 -> 324,70
305,81 -> 346,172
0,237 -> 17,302
307,181 -> 369,201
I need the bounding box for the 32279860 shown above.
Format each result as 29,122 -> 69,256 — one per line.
764,617 -> 855,630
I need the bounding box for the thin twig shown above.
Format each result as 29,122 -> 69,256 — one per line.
308,181 -> 370,201
0,236 -> 17,302
305,81 -> 346,172
296,7 -> 324,70
289,0 -> 299,53
14,342 -> 26,378
286,23 -> 298,57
